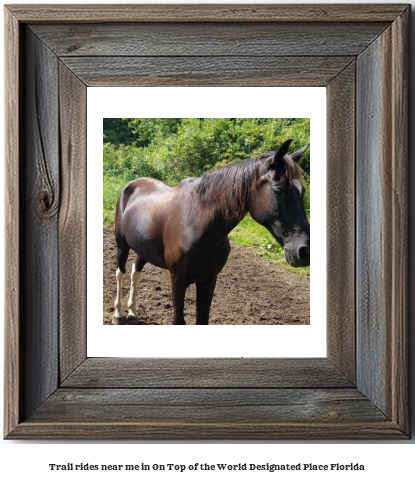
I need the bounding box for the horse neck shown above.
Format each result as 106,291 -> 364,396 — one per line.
208,208 -> 247,238
194,184 -> 251,238
194,158 -> 259,238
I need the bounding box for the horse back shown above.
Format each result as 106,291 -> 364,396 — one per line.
117,177 -> 170,211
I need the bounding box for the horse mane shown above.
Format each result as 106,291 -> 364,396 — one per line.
196,157 -> 259,221
195,150 -> 304,221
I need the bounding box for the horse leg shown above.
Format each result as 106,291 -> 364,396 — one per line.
170,275 -> 187,325
127,256 -> 147,324
161,267 -> 171,284
196,277 -> 217,325
112,238 -> 130,325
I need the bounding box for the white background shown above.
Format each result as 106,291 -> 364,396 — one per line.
87,87 -> 326,357
1,0 -> 414,486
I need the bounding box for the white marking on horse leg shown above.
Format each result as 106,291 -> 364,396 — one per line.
127,263 -> 141,318
293,178 -> 303,194
162,268 -> 171,284
113,268 -> 124,320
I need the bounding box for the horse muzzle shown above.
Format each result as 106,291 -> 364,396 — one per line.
284,242 -> 310,268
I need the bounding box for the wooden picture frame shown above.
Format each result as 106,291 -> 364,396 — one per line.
4,4 -> 409,439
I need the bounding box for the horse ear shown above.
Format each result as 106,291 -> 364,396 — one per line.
290,143 -> 309,162
269,139 -> 292,172
272,139 -> 292,163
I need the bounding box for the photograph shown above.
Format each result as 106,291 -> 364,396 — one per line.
87,87 -> 326,359
102,118 -> 311,326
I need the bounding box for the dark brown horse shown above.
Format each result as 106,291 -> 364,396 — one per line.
112,139 -> 310,325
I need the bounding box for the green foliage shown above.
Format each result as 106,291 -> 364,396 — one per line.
103,142 -> 164,180
104,118 -> 310,183
103,175 -> 125,226
126,118 -> 182,147
103,118 -> 135,145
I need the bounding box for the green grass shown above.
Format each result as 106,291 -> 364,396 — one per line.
103,176 -> 310,276
103,174 -> 127,226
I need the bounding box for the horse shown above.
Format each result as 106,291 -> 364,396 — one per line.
112,139 -> 310,325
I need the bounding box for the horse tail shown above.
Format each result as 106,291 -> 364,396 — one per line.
114,190 -> 130,274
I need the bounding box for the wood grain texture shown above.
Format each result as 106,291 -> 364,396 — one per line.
356,11 -> 408,430
6,4 -> 409,23
4,6 -> 21,438
389,8 -> 409,433
32,388 -> 386,423
326,62 -> 356,383
58,63 -> 87,381
62,358 -> 352,389
31,22 -> 388,57
7,420 -> 406,440
21,28 -> 60,419
61,56 -> 354,87
7,421 -> 406,440
357,34 -> 388,414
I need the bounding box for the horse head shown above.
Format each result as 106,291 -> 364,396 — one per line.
248,139 -> 310,268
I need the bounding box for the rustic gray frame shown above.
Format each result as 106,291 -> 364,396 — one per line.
4,4 -> 409,439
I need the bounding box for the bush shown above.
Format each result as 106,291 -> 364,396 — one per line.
105,118 -> 309,182
103,143 -> 164,181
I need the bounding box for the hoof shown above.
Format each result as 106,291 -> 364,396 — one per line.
112,315 -> 125,325
127,314 -> 139,325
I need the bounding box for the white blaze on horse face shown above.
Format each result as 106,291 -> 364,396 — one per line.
293,179 -> 303,195
127,263 -> 141,318
113,268 -> 124,319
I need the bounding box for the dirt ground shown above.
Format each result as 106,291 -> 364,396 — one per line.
103,226 -> 310,325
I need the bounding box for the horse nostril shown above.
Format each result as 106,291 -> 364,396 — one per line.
298,246 -> 310,262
